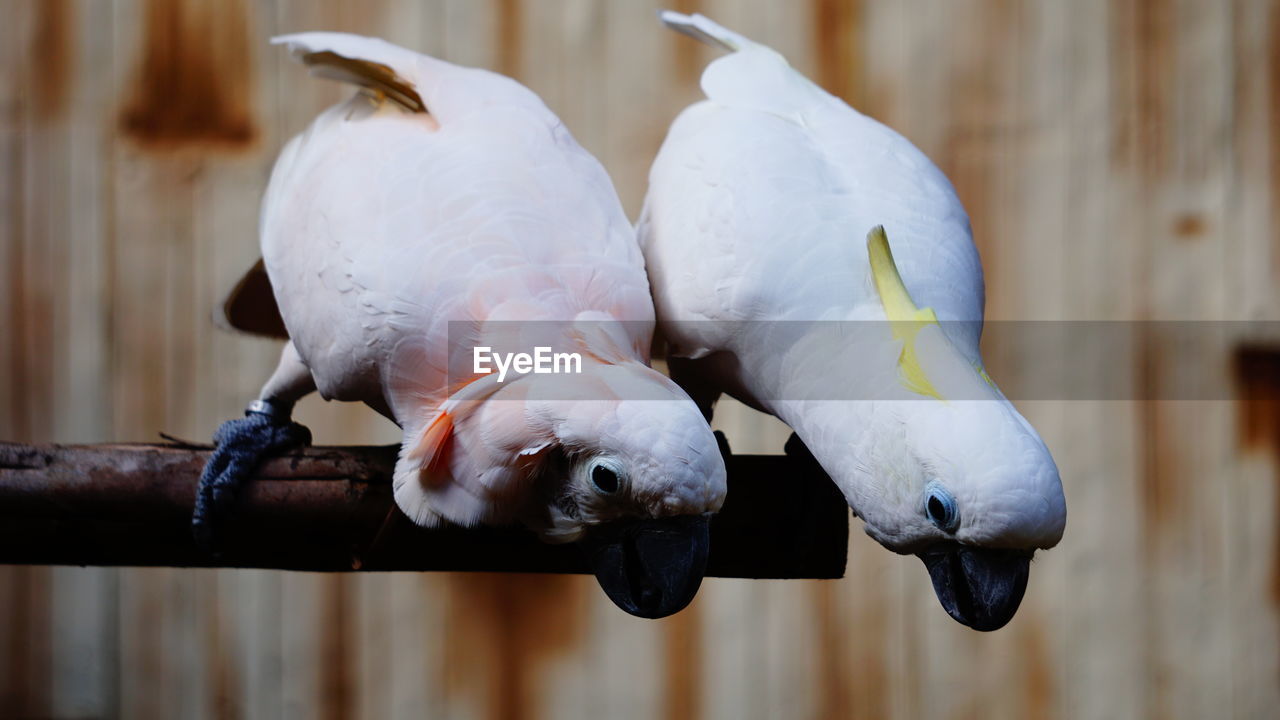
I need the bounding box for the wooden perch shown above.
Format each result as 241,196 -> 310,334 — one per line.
0,441 -> 849,578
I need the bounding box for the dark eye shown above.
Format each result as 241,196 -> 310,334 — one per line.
590,463 -> 620,494
924,484 -> 959,531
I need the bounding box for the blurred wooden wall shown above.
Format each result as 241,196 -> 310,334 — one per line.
2,0 -> 1279,718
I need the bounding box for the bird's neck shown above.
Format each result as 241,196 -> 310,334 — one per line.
723,324 -> 897,500
737,319 -> 903,414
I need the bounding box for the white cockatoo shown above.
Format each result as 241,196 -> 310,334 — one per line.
199,32 -> 726,618
638,13 -> 1066,630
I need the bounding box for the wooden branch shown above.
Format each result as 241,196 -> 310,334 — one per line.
0,441 -> 848,578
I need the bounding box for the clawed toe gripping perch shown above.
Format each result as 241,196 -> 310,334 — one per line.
192,399 -> 311,551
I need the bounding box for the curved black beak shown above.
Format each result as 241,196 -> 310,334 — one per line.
579,515 -> 710,619
918,545 -> 1031,631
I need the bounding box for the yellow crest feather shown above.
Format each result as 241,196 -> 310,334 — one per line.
975,363 -> 996,389
866,226 -> 944,400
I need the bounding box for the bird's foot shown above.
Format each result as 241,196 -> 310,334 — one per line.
713,430 -> 732,459
784,433 -> 825,477
192,399 -> 311,552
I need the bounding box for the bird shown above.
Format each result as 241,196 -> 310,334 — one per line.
638,12 -> 1066,631
198,32 -> 727,619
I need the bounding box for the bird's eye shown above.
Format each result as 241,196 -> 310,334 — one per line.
924,483 -> 959,532
590,462 -> 622,494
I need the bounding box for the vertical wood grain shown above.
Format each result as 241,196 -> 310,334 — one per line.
4,2 -> 1280,719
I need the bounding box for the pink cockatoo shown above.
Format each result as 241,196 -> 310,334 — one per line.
198,33 -> 726,618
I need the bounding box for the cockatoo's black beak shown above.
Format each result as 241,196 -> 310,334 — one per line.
580,514 -> 710,619
918,544 -> 1031,631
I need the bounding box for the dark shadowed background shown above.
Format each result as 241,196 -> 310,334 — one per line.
2,0 -> 1279,718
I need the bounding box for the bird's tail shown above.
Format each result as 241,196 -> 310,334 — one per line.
272,32 -> 429,114
658,10 -> 827,120
271,32 -> 548,127
658,11 -> 751,53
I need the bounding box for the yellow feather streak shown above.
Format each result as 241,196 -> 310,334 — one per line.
976,364 -> 996,389
866,226 -> 944,401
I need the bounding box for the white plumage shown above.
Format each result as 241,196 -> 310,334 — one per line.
639,14 -> 1065,556
257,33 -> 725,538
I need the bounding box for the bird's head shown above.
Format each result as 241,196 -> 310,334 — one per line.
844,381 -> 1065,631
521,363 -> 726,618
389,346 -> 726,619
822,227 -> 1066,630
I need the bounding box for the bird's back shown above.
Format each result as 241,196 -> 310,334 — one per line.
640,17 -> 985,362
261,34 -> 650,410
